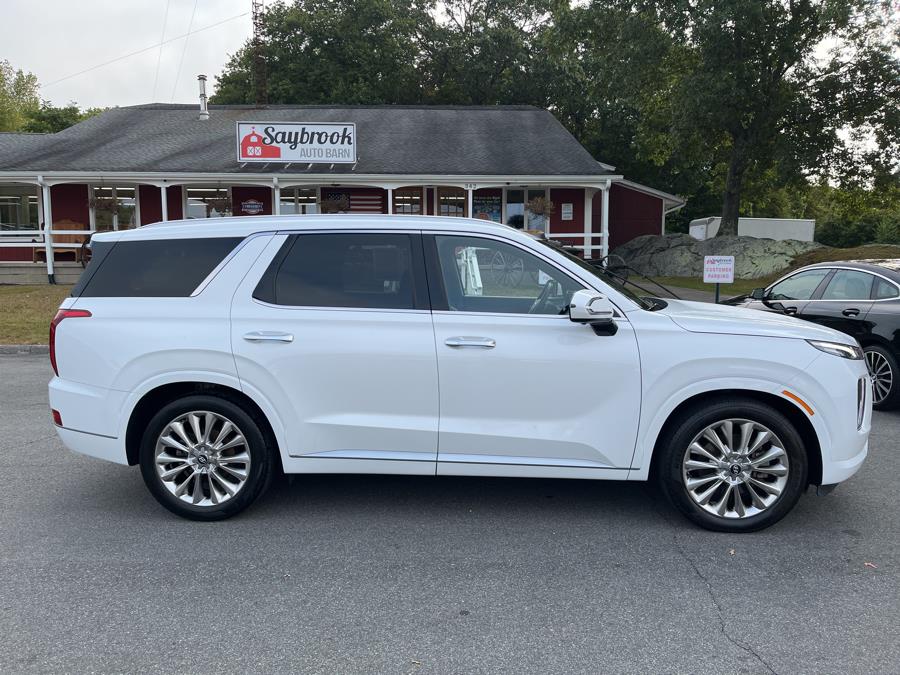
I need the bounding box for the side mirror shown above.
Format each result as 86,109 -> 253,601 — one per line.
750,287 -> 766,301
569,289 -> 617,335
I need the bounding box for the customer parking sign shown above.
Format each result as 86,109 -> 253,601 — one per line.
703,256 -> 735,284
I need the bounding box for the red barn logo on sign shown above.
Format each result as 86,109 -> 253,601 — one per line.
240,127 -> 281,159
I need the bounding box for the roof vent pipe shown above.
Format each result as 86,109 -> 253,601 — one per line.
198,75 -> 209,120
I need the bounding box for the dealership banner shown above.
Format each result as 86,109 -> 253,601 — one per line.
237,122 -> 356,163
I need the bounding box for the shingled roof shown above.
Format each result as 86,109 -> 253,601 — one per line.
0,104 -> 614,177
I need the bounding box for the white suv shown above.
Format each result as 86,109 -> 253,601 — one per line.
49,216 -> 871,531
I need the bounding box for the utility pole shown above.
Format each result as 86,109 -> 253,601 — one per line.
252,0 -> 267,105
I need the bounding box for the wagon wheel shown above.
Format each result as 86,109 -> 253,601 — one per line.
490,250 -> 525,288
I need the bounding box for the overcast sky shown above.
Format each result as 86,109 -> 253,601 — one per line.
1,0 -> 253,109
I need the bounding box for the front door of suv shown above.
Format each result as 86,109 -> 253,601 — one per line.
425,233 -> 642,475
230,232 -> 438,474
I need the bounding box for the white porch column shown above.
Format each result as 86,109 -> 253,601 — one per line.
273,178 -> 281,215
601,181 -> 611,259
160,185 -> 169,222
501,187 -> 507,225
40,179 -> 55,282
387,188 -> 393,214
583,188 -> 595,260
466,188 -> 473,218
422,186 -> 427,215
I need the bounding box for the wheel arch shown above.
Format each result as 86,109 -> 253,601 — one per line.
124,381 -> 282,467
647,389 -> 822,486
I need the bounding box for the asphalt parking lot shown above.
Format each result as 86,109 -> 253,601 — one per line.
1,354 -> 898,674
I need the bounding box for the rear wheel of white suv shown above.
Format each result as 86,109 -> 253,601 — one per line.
656,398 -> 808,532
139,395 -> 274,520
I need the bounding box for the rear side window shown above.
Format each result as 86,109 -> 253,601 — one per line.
254,233 -> 424,309
74,237 -> 242,298
873,277 -> 900,300
820,270 -> 873,301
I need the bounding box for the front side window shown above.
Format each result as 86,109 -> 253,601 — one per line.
255,233 -> 419,310
434,235 -> 583,315
820,270 -> 874,301
768,269 -> 831,301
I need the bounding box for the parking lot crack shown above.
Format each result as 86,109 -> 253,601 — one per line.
671,532 -> 778,674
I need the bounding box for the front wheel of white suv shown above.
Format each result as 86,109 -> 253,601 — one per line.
139,395 -> 275,520
656,398 -> 808,532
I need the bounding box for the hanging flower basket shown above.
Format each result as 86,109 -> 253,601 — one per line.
90,196 -> 119,213
321,195 -> 350,213
525,196 -> 555,217
204,196 -> 233,216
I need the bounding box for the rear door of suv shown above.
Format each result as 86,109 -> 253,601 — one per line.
230,231 -> 439,474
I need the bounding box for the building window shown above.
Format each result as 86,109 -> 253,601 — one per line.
186,187 -> 232,219
438,187 -> 466,217
505,189 -> 524,228
0,185 -> 39,234
91,186 -> 136,231
394,187 -> 422,215
279,187 -> 318,215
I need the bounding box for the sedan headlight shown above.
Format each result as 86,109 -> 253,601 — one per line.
806,339 -> 864,360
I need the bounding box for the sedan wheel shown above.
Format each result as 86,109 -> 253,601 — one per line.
682,419 -> 789,519
865,348 -> 894,407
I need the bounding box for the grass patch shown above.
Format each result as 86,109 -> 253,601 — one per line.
650,243 -> 900,297
0,285 -> 72,344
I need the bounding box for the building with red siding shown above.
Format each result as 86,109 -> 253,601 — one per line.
0,104 -> 683,283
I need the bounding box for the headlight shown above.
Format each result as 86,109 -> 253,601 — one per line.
806,339 -> 864,360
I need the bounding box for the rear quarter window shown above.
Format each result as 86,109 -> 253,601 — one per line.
72,237 -> 242,298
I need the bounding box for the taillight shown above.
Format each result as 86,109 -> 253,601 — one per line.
49,309 -> 91,376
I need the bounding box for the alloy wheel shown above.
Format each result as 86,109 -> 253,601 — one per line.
682,418 -> 789,519
154,411 -> 251,507
865,350 -> 893,406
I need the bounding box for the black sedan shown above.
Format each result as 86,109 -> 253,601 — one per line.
726,260 -> 900,410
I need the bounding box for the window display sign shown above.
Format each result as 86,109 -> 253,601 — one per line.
472,194 -> 501,222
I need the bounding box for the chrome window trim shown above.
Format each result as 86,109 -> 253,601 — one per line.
251,298 -> 430,315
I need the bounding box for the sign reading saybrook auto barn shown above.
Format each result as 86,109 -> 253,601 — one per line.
236,122 -> 356,163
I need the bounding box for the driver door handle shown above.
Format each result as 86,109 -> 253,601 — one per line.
783,306 -> 798,315
842,308 -> 860,317
445,336 -> 496,349
243,331 -> 294,343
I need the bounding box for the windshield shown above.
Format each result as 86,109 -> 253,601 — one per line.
537,239 -> 655,310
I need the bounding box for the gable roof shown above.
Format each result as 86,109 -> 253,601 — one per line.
0,104 -> 613,177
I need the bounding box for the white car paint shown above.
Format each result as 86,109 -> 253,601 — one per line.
49,215 -> 870,494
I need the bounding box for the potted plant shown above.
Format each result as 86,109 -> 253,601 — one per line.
90,196 -> 119,214
525,196 -> 555,233
321,194 -> 350,213
204,196 -> 233,217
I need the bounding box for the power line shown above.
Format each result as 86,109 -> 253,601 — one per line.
152,0 -> 173,101
43,11 -> 250,88
170,0 -> 201,103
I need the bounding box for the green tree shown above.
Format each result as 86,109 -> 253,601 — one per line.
0,60 -> 39,131
642,0 -> 899,235
212,0 -> 437,105
22,102 -> 103,133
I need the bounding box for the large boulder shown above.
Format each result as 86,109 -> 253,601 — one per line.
611,234 -> 824,279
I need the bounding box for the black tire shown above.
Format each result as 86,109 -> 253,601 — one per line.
139,394 -> 275,521
864,345 -> 900,411
655,398 -> 808,533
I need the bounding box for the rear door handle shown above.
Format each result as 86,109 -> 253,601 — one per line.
842,308 -> 860,317
444,336 -> 496,349
243,331 -> 294,343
